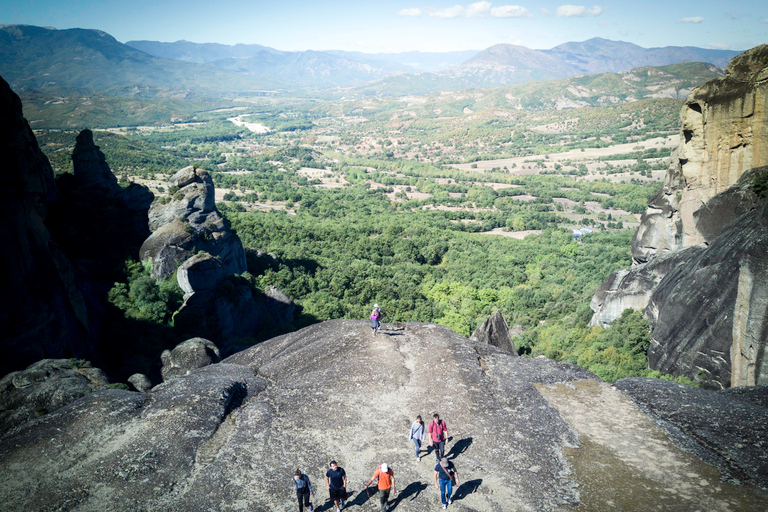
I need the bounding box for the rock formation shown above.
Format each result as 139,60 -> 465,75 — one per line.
589,246 -> 703,328
632,44 -> 768,262
139,166 -> 246,280
160,337 -> 222,382
590,46 -> 768,389
470,310 -> 518,354
646,194 -> 768,389
0,359 -> 109,435
0,75 -> 92,376
1,321 -> 766,511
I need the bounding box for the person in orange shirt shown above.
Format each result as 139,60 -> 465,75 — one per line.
364,462 -> 396,512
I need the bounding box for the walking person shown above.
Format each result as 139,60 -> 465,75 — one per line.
293,469 -> 314,512
434,457 -> 459,509
409,415 -> 425,462
428,413 -> 448,461
370,304 -> 383,336
364,462 -> 396,512
325,460 -> 348,512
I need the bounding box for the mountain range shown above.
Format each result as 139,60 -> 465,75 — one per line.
0,24 -> 740,96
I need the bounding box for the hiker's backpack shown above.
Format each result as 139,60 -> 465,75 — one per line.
371,310 -> 380,320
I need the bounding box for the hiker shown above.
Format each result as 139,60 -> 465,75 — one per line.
325,460 -> 348,512
428,413 -> 448,461
370,303 -> 383,336
364,462 -> 396,512
409,415 -> 425,461
433,457 -> 459,509
293,468 -> 314,512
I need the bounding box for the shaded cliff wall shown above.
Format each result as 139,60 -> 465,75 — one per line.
0,75 -> 91,375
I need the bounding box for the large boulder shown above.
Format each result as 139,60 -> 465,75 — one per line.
0,359 -> 109,435
72,129 -> 121,192
160,337 -> 222,382
1,321 -> 765,511
140,166 -> 246,280
470,309 -> 518,354
0,75 -> 93,376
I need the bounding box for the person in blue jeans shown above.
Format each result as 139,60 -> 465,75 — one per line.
409,415 -> 425,461
433,457 -> 459,509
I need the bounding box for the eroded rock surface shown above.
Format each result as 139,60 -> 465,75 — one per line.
2,321 -> 766,511
139,166 -> 246,280
614,378 -> 768,489
0,359 -> 109,435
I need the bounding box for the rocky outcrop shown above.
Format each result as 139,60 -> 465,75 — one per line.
632,45 -> 768,262
2,321 -> 765,511
591,46 -> 768,389
0,359 -> 109,435
0,75 -> 92,376
160,338 -> 221,382
470,310 -> 518,354
139,166 -> 246,280
589,246 -> 703,327
646,199 -> 768,389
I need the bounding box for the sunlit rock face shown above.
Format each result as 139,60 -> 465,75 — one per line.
632,44 -> 768,262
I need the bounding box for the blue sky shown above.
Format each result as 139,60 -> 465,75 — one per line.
2,1 -> 766,52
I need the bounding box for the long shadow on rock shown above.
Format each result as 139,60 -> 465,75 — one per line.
452,479 -> 482,502
390,481 -> 428,509
447,437 -> 473,460
343,489 -> 369,509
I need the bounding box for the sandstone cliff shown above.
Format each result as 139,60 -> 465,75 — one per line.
1,321 -> 765,511
590,46 -> 768,389
632,44 -> 768,261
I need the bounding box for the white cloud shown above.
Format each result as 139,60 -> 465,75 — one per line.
397,8 -> 423,16
556,5 -> 602,17
679,16 -> 704,24
540,8 -> 549,16
467,1 -> 492,17
399,3 -> 532,19
491,5 -> 532,18
429,5 -> 466,18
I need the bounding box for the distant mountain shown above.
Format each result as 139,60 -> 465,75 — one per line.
126,40 -> 284,63
544,37 -> 739,74
126,39 -> 479,88
0,25 -> 283,96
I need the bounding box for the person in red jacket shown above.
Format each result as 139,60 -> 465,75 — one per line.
428,413 -> 448,461
364,462 -> 396,512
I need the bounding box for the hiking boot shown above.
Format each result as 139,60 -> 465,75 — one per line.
448,498 -> 452,505
442,505 -> 447,509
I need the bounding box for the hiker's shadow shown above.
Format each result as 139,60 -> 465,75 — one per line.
446,437 -> 473,460
346,489 -> 373,508
317,491 -> 360,511
389,481 -> 428,509
452,479 -> 482,501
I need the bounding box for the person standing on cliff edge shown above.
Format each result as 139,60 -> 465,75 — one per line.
370,304 -> 383,336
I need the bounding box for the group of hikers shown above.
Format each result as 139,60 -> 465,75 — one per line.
292,413 -> 459,512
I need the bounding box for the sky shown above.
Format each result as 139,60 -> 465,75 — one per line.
1,1 -> 766,53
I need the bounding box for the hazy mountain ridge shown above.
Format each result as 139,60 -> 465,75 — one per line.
0,25 -> 286,96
